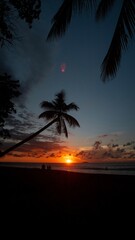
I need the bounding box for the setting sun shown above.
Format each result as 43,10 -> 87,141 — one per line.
63,154 -> 74,164
60,153 -> 78,164
66,159 -> 72,164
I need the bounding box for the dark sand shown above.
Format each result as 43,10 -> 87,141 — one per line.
1,166 -> 135,230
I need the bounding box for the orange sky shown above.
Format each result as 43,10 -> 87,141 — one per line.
1,142 -> 135,164
0,147 -> 81,163
1,126 -> 135,164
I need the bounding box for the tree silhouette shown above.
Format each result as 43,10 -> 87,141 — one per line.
0,73 -> 21,139
0,1 -> 41,136
46,0 -> 135,81
0,0 -> 41,47
0,90 -> 80,157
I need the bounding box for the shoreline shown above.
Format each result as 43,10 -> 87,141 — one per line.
1,166 -> 135,227
1,161 -> 135,176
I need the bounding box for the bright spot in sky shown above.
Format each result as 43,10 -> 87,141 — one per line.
66,159 -> 72,164
60,63 -> 66,73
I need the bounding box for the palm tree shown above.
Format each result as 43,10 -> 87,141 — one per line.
46,0 -> 135,81
0,90 -> 80,157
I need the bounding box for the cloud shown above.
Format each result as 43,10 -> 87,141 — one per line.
76,141 -> 135,162
0,106 -> 68,158
98,134 -> 109,138
5,108 -> 39,134
0,21 -> 54,105
6,140 -> 68,159
98,132 -> 123,139
4,105 -> 61,140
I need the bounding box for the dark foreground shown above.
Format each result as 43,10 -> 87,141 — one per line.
0,166 -> 135,230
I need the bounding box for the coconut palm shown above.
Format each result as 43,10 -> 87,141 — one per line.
47,0 -> 135,81
0,90 -> 80,157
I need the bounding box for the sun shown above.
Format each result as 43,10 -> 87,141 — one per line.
62,154 -> 74,164
65,159 -> 72,164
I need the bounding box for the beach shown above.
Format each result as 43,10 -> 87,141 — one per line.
1,166 -> 135,230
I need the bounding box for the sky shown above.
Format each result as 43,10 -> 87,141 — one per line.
0,0 -> 135,164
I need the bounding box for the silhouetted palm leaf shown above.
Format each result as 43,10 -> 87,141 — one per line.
96,0 -> 115,20
39,110 -> 58,120
66,102 -> 79,111
47,0 -> 96,40
63,113 -> 80,127
40,101 -> 56,110
96,0 -> 135,81
47,0 -> 135,81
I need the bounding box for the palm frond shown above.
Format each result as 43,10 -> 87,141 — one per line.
96,0 -> 116,20
101,0 -> 135,81
100,35 -> 122,81
46,0 -> 73,41
39,111 -> 58,120
40,101 -> 55,110
63,113 -> 80,127
54,89 -> 66,103
47,0 -> 96,41
123,0 -> 135,38
67,102 -> 79,111
73,0 -> 97,12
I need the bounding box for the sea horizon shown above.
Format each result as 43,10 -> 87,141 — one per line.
1,161 -> 135,176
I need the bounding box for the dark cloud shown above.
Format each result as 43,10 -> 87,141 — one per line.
0,107 -> 67,157
47,153 -> 56,158
5,108 -> 39,133
0,20 -> 54,105
98,132 -> 123,140
0,102 -> 69,158
76,141 -> 135,162
112,144 -> 119,148
98,134 -> 109,138
123,141 -> 135,147
6,140 -> 67,159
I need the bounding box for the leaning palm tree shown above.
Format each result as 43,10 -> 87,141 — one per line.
46,0 -> 135,81
0,90 -> 80,157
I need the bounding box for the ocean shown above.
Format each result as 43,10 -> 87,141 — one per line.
1,161 -> 135,175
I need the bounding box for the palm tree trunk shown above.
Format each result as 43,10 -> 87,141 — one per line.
0,118 -> 58,158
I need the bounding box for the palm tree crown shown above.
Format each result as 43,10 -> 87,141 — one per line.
39,90 -> 80,138
47,0 -> 135,81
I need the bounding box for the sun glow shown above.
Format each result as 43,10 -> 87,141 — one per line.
65,158 -> 72,164
63,154 -> 74,164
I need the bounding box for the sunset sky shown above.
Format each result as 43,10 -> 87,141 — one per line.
0,0 -> 135,164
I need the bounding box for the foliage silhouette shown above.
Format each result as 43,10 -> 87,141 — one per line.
0,1 -> 41,135
0,90 -> 80,157
0,0 -> 41,46
0,73 -> 21,139
47,0 -> 135,81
